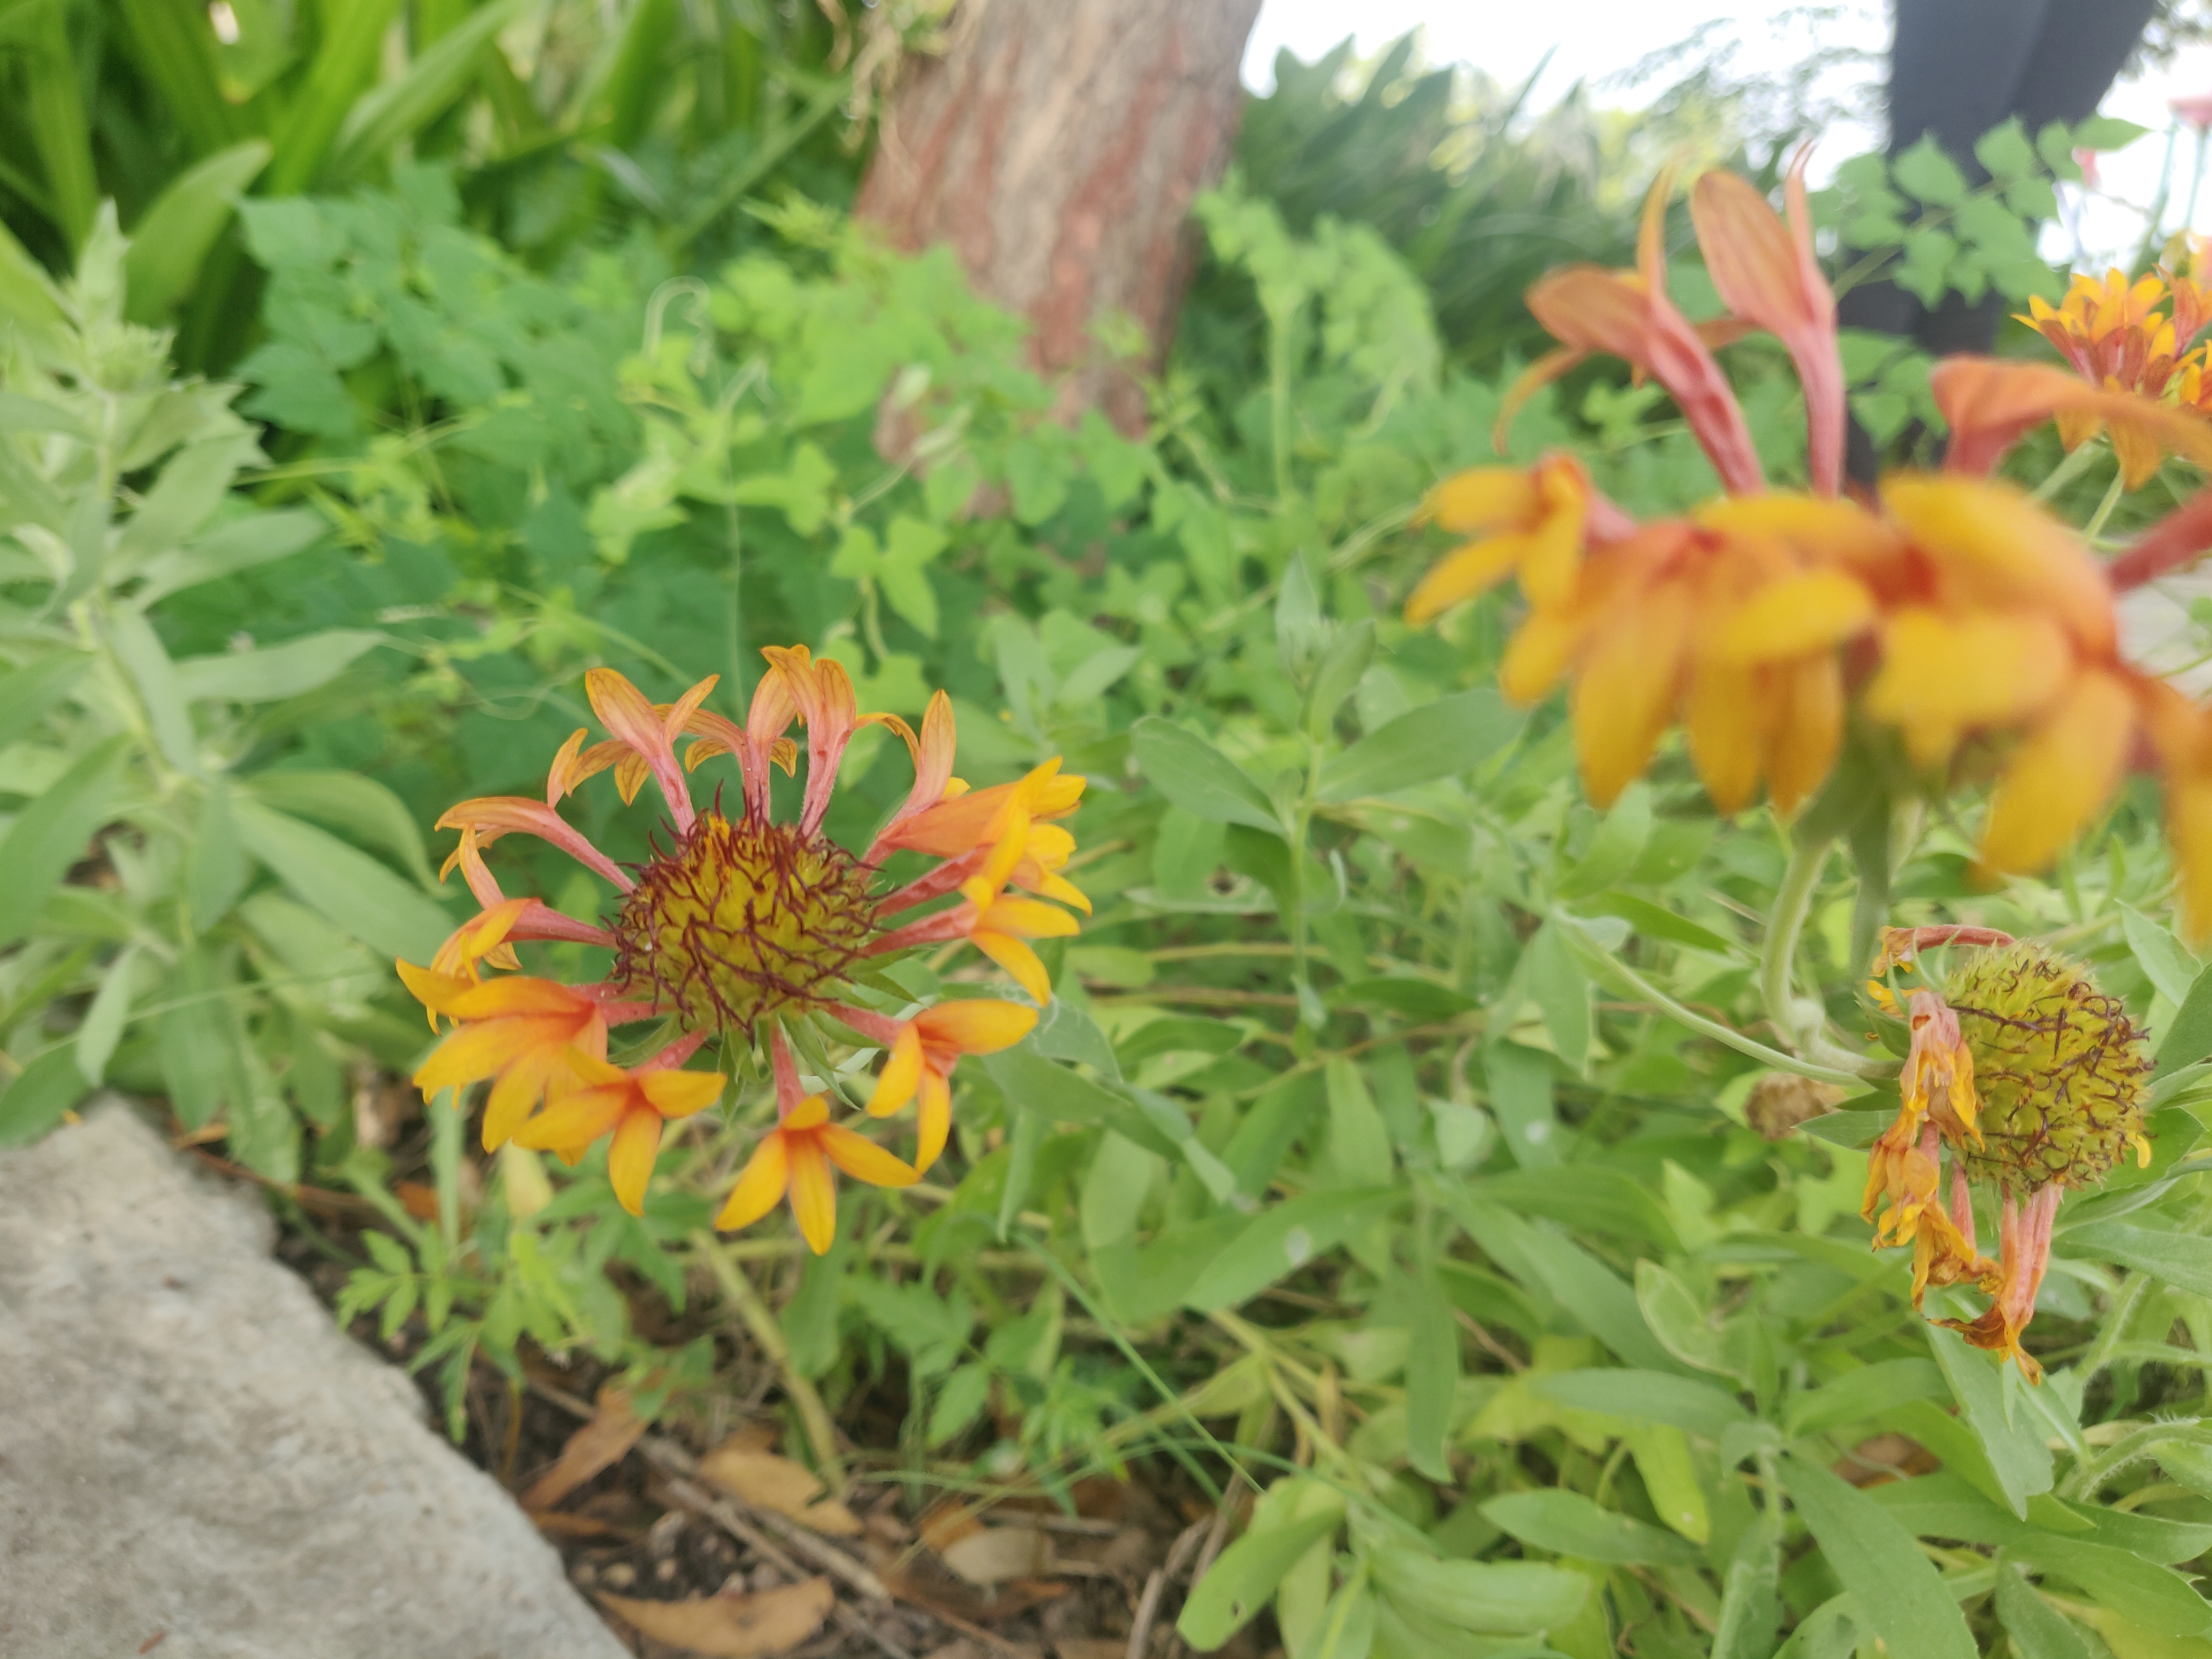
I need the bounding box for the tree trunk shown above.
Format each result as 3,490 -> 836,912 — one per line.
855,0 -> 1262,433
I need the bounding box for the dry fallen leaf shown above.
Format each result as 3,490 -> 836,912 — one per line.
597,1577 -> 834,1657
1053,1642 -> 1129,1659
699,1431 -> 862,1536
521,1388 -> 645,1512
939,1524 -> 1055,1586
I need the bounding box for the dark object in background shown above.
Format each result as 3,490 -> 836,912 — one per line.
1844,0 -> 2159,479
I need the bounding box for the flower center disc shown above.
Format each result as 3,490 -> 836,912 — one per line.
611,813 -> 877,1036
1945,943 -> 2150,1189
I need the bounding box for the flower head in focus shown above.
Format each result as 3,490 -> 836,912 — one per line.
395,648 -> 1085,1247
1861,929 -> 2150,1379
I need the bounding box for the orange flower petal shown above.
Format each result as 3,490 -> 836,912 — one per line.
637,1068 -> 727,1119
1766,651 -> 1843,816
914,1068 -> 953,1176
1404,534 -> 1527,625
511,1083 -> 628,1152
1684,658 -> 1767,815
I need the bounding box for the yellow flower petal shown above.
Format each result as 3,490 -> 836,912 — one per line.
1716,569 -> 1875,663
1573,580 -> 1689,807
1426,466 -> 1539,533
1861,608 -> 2073,769
716,1130 -> 790,1231
1766,651 -> 1843,816
915,1069 -> 952,1176
974,931 -> 1053,1004
818,1121 -> 921,1189
783,1094 -> 831,1130
916,999 -> 1038,1055
481,1046 -> 560,1152
413,1017 -> 577,1096
1694,494 -> 1903,572
867,1024 -> 925,1118
606,1106 -> 662,1217
1684,658 -> 1767,814
1404,535 -> 1527,625
1499,604 -> 1587,704
638,1068 -> 726,1119
1879,474 -> 2115,656
1981,669 -> 2136,873
786,1136 -> 839,1255
976,896 -> 1082,939
511,1083 -> 627,1152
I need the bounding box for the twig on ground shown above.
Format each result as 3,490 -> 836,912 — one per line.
1125,1518 -> 1207,1659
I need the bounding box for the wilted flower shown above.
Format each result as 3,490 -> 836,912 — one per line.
397,648 -> 1085,1243
1863,928 -> 2150,1379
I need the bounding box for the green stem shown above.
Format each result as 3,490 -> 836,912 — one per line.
1268,308 -> 1295,503
1560,920 -> 1875,1085
2032,437 -> 2103,503
2083,462 -> 2128,542
1762,836 -> 1829,1054
2079,1269 -> 2152,1382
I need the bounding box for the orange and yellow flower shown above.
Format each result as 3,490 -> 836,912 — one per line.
1406,162 -> 2212,936
713,1032 -> 920,1254
395,647 -> 1084,1243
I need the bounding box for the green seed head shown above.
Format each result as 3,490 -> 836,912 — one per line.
611,812 -> 878,1036
1944,943 -> 2149,1189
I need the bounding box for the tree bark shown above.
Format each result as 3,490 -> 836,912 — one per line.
855,0 -> 1262,433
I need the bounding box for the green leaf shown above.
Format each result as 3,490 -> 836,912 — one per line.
1529,1369 -> 1749,1439
2059,1219 -> 2212,1298
1317,689 -> 1521,802
1635,1259 -> 1739,1380
188,777 -> 253,930
1894,135 -> 1970,205
2007,1535 -> 2212,1639
75,945 -> 140,1085
1479,1490 -> 1702,1566
1779,1454 -> 1976,1659
0,736 -> 130,950
266,0 -> 406,193
2071,116 -> 2152,153
122,139 -> 273,323
172,630 -> 383,703
1405,1258 -> 1457,1483
1994,1559 -> 2093,1659
1482,1041 -> 1559,1167
1131,717 -> 1279,830
1974,118 -> 2040,181
2122,904 -> 2200,1007
1177,1510 -> 1344,1648
928,1362 -> 993,1447
1785,1358 -> 1947,1435
1305,618 -> 1374,736
1627,1422 -> 1709,1543
1275,553 -> 1325,682
1523,921 -> 1590,1075
2156,960 -> 2212,1074
104,610 -> 198,775
1179,1188 -> 1399,1311
1925,1322 -> 2051,1518
1469,1166 -> 1681,1251
0,652 -> 88,735
132,510 -> 325,604
328,0 -> 535,183
1323,1055 -> 1393,1188
1366,1546 -> 1587,1635
231,800 -> 452,962
0,208 -> 67,353
241,769 -> 438,890
1553,783 -> 1651,900
0,1046 -> 94,1145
